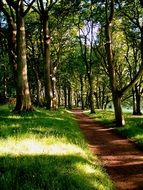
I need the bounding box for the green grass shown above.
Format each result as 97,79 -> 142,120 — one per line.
0,105 -> 115,190
86,109 -> 143,148
117,115 -> 143,148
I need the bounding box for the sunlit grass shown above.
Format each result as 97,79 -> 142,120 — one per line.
87,109 -> 143,148
85,109 -> 115,129
0,138 -> 86,156
118,114 -> 143,147
0,105 -> 115,190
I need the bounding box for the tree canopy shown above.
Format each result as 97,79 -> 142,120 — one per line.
0,0 -> 143,126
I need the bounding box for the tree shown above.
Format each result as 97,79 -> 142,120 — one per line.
102,0 -> 143,126
35,0 -> 58,110
1,0 -> 36,112
25,11 -> 44,106
76,0 -> 97,113
0,1 -> 17,101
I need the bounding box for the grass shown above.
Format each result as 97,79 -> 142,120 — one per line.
0,105 -> 115,190
86,109 -> 143,148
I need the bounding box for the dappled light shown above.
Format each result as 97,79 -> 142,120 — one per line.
74,110 -> 143,190
0,106 -> 114,190
0,154 -> 113,190
0,139 -> 86,157
1,0 -> 143,189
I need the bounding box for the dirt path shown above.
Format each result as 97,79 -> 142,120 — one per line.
72,110 -> 143,190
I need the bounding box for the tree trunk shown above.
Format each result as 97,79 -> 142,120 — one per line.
14,1 -> 32,112
94,91 -> 99,109
43,13 -> 53,109
64,86 -> 67,108
51,67 -> 58,110
133,85 -> 142,115
105,0 -> 124,126
87,73 -> 95,113
136,92 -> 141,115
57,84 -> 61,107
8,18 -> 17,85
104,96 -> 110,109
36,75 -> 42,106
51,78 -> 58,110
68,83 -> 72,110
113,93 -> 125,126
101,86 -> 106,109
80,75 -> 84,110
132,88 -> 137,115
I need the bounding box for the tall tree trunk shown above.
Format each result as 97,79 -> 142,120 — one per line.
101,86 -> 106,109
136,92 -> 141,114
134,85 -> 142,115
14,1 -> 32,112
98,86 -> 102,109
78,30 -> 95,112
57,83 -> 61,107
43,14 -> 53,109
132,84 -> 142,115
64,86 -> 67,108
105,0 -> 124,126
87,73 -> 95,113
80,75 -> 84,110
8,19 -> 17,85
112,93 -> 125,126
2,7 -> 17,103
68,83 -> 72,110
51,67 -> 58,110
132,88 -> 137,115
94,91 -> 99,109
35,70 -> 42,106
2,67 -> 7,103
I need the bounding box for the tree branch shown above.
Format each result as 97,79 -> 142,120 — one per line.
38,0 -> 44,12
0,1 -> 10,19
109,0 -> 114,22
5,0 -> 17,10
31,4 -> 40,15
48,0 -> 58,11
23,0 -> 36,16
120,63 -> 143,97
139,0 -> 143,8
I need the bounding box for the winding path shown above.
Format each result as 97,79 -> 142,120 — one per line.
73,110 -> 143,190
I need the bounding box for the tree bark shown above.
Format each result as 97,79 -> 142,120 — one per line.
113,93 -> 125,126
87,73 -> 95,113
68,83 -> 72,110
14,0 -> 32,112
105,0 -> 124,126
42,13 -> 53,110
64,86 -> 67,108
133,84 -> 142,115
8,18 -> 17,85
132,88 -> 137,115
80,75 -> 84,110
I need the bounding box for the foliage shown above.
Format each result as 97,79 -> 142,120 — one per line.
0,0 -> 143,123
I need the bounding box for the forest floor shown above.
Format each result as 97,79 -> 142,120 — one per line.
72,110 -> 143,190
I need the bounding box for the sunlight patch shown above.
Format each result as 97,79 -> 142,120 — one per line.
75,163 -> 96,175
0,139 -> 86,156
7,115 -> 21,119
134,134 -> 143,141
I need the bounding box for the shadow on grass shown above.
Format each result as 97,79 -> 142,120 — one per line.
126,117 -> 143,128
0,107 -> 81,146
0,154 -> 113,190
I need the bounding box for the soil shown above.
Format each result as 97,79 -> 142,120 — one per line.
72,110 -> 143,190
